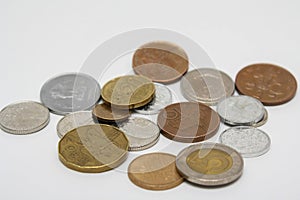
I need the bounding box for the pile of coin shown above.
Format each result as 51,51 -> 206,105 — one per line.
0,41 -> 297,190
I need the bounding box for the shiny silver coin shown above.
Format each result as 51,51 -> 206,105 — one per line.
56,111 -> 97,138
118,117 -> 160,151
252,108 -> 268,127
135,83 -> 172,115
40,73 -> 101,115
217,95 -> 265,126
219,126 -> 271,158
0,101 -> 50,135
176,143 -> 243,186
180,68 -> 235,105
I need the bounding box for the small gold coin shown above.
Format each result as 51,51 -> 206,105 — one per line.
92,103 -> 131,123
58,124 -> 129,173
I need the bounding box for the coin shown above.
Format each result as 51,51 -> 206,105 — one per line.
56,111 -> 97,138
235,63 -> 297,106
40,73 -> 101,115
128,153 -> 183,190
132,41 -> 189,83
219,126 -> 271,158
92,103 -> 131,123
157,102 -> 220,143
135,83 -> 172,115
118,117 -> 160,151
101,75 -> 155,109
0,101 -> 50,135
58,124 -> 128,173
252,108 -> 268,127
176,143 -> 243,186
217,95 -> 265,126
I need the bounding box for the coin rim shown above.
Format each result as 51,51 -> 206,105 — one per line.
92,103 -> 131,123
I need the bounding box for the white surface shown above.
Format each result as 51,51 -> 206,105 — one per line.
0,0 -> 299,199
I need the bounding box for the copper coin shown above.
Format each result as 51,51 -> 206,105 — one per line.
128,153 -> 183,190
235,63 -> 297,105
132,41 -> 189,83
157,102 -> 220,143
92,103 -> 131,123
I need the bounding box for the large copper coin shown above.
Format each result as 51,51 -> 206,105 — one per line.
92,103 -> 131,123
128,153 -> 183,190
235,63 -> 297,105
157,102 -> 220,143
132,41 -> 189,83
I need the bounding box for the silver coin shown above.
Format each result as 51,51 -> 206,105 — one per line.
219,126 -> 271,158
135,83 -> 172,115
217,95 -> 265,126
118,117 -> 160,151
180,68 -> 235,105
176,142 -> 243,186
252,108 -> 268,127
40,73 -> 101,115
0,101 -> 50,135
56,111 -> 97,138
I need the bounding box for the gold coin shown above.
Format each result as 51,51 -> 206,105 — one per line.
101,75 -> 155,109
92,103 -> 131,123
58,124 -> 129,173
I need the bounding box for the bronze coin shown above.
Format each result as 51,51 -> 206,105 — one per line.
157,102 -> 220,143
235,63 -> 297,106
92,103 -> 131,123
132,41 -> 189,83
128,153 -> 183,190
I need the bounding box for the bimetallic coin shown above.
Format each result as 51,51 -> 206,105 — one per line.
59,124 -> 128,173
40,73 -> 101,115
219,126 -> 271,158
128,153 -> 183,190
217,95 -> 265,126
0,101 -> 50,135
118,117 -> 160,151
135,83 -> 172,115
181,68 -> 235,105
176,143 -> 244,186
92,103 -> 131,123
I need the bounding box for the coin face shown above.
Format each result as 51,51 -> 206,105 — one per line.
181,68 -> 235,105
235,63 -> 297,106
132,41 -> 189,83
0,101 -> 50,135
217,95 -> 265,126
219,126 -> 271,158
128,153 -> 183,190
58,124 -> 128,173
40,73 -> 101,115
135,83 -> 172,115
92,103 -> 131,123
176,143 -> 243,186
101,75 -> 155,109
252,108 -> 268,127
157,102 -> 220,143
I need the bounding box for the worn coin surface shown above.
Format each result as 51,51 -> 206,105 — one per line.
181,68 -> 235,105
40,73 -> 101,115
0,101 -> 50,135
59,124 -> 128,173
176,143 -> 243,186
132,41 -> 189,83
101,75 -> 155,109
219,126 -> 271,158
235,63 -> 297,106
92,103 -> 131,123
157,102 -> 220,143
128,153 -> 183,190
135,83 -> 172,115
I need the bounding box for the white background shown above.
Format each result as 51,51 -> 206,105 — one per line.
0,0 -> 300,199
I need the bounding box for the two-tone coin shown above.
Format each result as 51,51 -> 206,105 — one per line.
92,103 -> 131,123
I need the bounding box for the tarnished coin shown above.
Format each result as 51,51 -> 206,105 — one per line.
56,111 -> 96,138
59,124 -> 128,173
128,153 -> 183,190
132,41 -> 189,83
92,103 -> 131,123
176,143 -> 243,186
40,73 -> 101,115
157,102 -> 220,143
217,95 -> 265,126
181,68 -> 235,105
235,63 -> 297,105
0,101 -> 50,135
101,75 -> 155,109
219,126 -> 271,158
118,117 -> 160,151
135,83 -> 172,115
